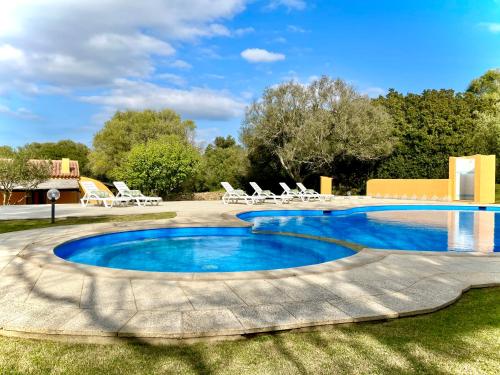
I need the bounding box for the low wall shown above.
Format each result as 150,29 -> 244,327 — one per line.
367,179 -> 451,200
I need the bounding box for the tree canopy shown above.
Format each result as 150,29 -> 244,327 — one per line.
242,76 -> 395,181
116,136 -> 200,196
467,69 -> 500,99
90,109 -> 196,179
199,136 -> 248,191
374,89 -> 490,180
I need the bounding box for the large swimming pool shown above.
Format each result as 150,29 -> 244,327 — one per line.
54,205 -> 499,273
239,205 -> 500,252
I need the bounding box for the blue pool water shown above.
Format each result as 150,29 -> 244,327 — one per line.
54,227 -> 355,272
239,205 -> 500,252
55,205 -> 500,273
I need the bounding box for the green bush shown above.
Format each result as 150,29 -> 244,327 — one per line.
117,136 -> 200,197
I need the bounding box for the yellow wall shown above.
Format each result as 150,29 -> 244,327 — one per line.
475,155 -> 496,204
367,179 -> 450,200
320,176 -> 333,195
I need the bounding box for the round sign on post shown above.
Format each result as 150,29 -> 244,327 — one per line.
47,188 -> 60,224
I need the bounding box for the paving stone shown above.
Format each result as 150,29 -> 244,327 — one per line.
61,308 -> 137,336
0,274 -> 38,303
225,279 -> 291,305
4,305 -> 81,333
302,277 -> 405,299
448,272 -> 500,286
182,309 -> 243,337
26,270 -> 83,308
329,297 -> 398,321
131,279 -> 192,311
231,304 -> 299,332
0,257 -> 43,279
179,281 -> 244,310
457,261 -> 500,273
267,277 -> 338,301
282,301 -> 353,324
364,292 -> 449,317
0,301 -> 31,327
119,311 -> 182,338
403,276 -> 464,302
81,277 -> 136,310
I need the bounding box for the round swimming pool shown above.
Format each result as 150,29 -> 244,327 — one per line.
54,227 -> 355,272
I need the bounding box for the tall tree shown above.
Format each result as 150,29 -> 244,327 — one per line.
0,150 -> 52,205
375,89 -> 489,179
467,69 -> 500,99
89,109 -> 196,180
0,146 -> 15,158
200,136 -> 248,191
241,76 -> 394,181
20,140 -> 91,175
468,69 -> 500,182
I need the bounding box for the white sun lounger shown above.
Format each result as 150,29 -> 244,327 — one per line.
221,182 -> 254,205
250,182 -> 289,204
80,181 -> 131,208
297,182 -> 334,201
113,181 -> 162,206
280,182 -> 320,202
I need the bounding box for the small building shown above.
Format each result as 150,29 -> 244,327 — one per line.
2,158 -> 80,205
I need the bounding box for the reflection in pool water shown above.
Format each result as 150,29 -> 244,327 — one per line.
244,209 -> 499,252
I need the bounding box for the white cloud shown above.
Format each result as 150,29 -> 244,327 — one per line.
266,0 -> 306,11
168,60 -> 193,70
234,27 -> 255,36
241,48 -> 285,63
80,79 -> 246,121
287,25 -> 307,33
155,73 -> 186,86
480,22 -> 500,33
272,37 -> 287,43
361,87 -> 387,98
0,104 -> 39,120
0,0 -> 248,91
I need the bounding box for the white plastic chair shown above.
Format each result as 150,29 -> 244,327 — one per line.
80,181 -> 131,208
296,182 -> 334,201
113,181 -> 162,206
250,182 -> 289,204
221,182 -> 254,205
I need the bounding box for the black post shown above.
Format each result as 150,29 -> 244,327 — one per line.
51,198 -> 55,224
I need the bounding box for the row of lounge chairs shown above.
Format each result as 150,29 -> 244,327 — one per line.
80,181 -> 162,208
221,181 -> 335,205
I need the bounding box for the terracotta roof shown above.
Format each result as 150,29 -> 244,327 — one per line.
1,158 -> 80,179
50,159 -> 80,178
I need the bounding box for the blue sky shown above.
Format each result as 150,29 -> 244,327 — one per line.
0,0 -> 499,147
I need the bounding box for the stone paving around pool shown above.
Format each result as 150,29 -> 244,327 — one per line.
0,199 -> 499,343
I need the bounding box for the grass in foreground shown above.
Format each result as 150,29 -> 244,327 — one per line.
0,288 -> 498,374
0,212 -> 176,234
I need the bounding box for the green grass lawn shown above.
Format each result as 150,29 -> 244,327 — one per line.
0,212 -> 176,234
0,288 -> 498,374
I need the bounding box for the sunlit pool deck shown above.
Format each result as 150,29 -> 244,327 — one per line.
0,198 -> 498,344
